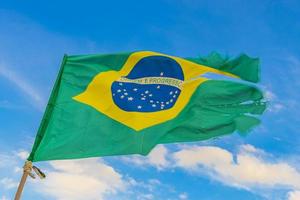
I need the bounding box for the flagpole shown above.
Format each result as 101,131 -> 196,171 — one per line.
14,161 -> 32,200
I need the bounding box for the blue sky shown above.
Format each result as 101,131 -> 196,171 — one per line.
0,0 -> 300,199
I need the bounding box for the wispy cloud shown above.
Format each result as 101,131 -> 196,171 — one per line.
0,100 -> 25,110
0,150 -> 29,198
273,55 -> 300,111
0,178 -> 18,190
178,192 -> 188,200
0,151 -> 20,169
0,195 -> 9,200
0,63 -> 45,111
288,190 -> 300,200
0,9 -> 98,112
264,89 -> 285,113
125,177 -> 182,200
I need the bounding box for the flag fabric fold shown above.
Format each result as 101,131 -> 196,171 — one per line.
186,52 -> 260,83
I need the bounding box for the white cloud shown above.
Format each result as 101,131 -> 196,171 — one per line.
0,63 -> 45,111
288,190 -> 300,200
15,150 -> 29,160
270,103 -> 284,112
239,144 -> 269,156
125,178 -> 180,200
265,90 -> 276,101
33,158 -> 126,200
179,192 -> 188,200
0,148 -> 184,200
173,145 -> 300,190
0,152 -> 18,169
0,195 -> 9,200
147,145 -> 170,169
264,89 -> 285,113
144,179 -> 162,192
0,177 -> 18,190
136,193 -> 154,200
121,145 -> 170,170
0,149 -> 30,170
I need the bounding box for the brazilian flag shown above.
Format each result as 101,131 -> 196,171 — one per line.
28,51 -> 266,162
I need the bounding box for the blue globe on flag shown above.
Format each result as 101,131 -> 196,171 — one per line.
111,56 -> 184,112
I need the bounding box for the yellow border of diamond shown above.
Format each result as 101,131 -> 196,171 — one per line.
73,51 -> 237,131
